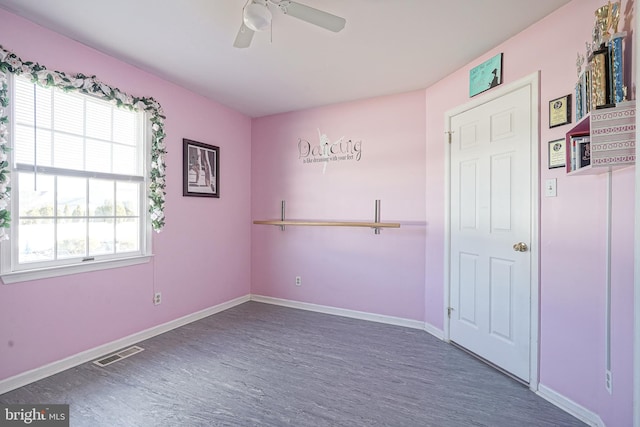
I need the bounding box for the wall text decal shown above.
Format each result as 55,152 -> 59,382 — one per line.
298,130 -> 362,167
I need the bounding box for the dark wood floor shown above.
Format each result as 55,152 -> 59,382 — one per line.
1,302 -> 585,426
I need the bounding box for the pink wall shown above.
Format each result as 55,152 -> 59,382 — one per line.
251,92 -> 426,320
0,10 -> 252,380
425,0 -> 635,425
0,1 -> 635,425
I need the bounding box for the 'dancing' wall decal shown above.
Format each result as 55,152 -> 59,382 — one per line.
298,129 -> 362,173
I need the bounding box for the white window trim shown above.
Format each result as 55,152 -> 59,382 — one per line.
1,254 -> 153,284
0,74 -> 155,284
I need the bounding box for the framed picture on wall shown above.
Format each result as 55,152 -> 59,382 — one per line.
469,53 -> 503,97
549,94 -> 571,128
183,138 -> 220,197
548,138 -> 566,169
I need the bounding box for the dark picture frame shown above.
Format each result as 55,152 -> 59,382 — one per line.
549,94 -> 572,128
183,139 -> 219,198
548,138 -> 566,169
469,53 -> 503,97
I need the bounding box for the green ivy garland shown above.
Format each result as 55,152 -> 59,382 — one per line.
0,45 -> 167,238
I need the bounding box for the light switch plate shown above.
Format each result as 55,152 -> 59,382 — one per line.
545,178 -> 557,197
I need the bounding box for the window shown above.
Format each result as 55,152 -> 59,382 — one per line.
0,75 -> 152,282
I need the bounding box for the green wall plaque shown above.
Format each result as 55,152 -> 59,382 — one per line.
469,53 -> 503,97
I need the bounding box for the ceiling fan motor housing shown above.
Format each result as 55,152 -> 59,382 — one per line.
244,1 -> 272,32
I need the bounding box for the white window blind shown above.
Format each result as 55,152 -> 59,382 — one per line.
7,75 -> 149,272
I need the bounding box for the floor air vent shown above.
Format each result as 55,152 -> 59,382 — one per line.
93,346 -> 144,367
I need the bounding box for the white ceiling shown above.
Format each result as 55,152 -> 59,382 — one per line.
0,0 -> 571,118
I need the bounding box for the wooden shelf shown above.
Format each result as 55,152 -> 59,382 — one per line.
253,220 -> 400,229
254,200 -> 400,233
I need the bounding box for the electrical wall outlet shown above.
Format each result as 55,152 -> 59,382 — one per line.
154,292 -> 162,305
295,276 -> 302,286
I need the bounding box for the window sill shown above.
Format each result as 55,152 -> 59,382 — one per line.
1,255 -> 153,284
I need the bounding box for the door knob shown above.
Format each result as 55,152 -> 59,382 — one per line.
513,242 -> 528,252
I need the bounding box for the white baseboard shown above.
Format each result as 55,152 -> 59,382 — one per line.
250,294 -> 425,330
423,322 -> 445,340
0,294 -> 250,395
537,383 -> 605,427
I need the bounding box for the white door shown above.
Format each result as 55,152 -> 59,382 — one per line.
449,84 -> 532,382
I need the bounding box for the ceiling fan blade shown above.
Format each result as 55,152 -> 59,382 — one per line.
233,23 -> 255,48
279,1 -> 346,32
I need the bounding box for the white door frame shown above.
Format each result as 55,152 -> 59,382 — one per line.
443,71 -> 540,391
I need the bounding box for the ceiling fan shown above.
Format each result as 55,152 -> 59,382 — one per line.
233,0 -> 346,48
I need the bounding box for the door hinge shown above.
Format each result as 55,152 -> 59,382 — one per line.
447,307 -> 454,318
445,130 -> 454,144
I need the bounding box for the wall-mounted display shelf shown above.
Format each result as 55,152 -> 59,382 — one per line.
565,101 -> 635,175
253,200 -> 400,234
